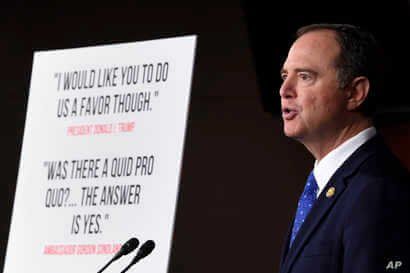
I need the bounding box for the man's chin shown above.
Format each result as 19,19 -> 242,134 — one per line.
283,126 -> 304,140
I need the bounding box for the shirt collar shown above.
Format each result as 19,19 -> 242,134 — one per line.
313,126 -> 377,197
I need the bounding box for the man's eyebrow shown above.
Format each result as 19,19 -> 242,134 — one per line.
294,68 -> 317,75
280,68 -> 318,75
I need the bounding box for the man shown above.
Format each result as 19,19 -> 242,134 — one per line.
278,24 -> 409,273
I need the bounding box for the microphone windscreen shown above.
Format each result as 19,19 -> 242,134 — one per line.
120,237 -> 140,256
135,240 -> 155,260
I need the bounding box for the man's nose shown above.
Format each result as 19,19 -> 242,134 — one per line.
279,77 -> 296,99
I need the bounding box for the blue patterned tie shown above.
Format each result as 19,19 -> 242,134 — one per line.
289,171 -> 318,248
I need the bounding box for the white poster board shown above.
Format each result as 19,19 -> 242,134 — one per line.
3,35 -> 196,273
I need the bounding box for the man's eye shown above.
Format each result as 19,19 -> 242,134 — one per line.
299,73 -> 312,81
281,73 -> 288,80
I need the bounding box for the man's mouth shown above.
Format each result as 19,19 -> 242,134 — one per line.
282,107 -> 298,120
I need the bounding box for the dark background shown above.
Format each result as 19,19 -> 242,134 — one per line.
1,1 -> 409,272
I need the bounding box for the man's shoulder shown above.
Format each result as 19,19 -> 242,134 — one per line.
346,134 -> 408,177
340,137 -> 408,230
357,136 -> 409,183
342,135 -> 409,200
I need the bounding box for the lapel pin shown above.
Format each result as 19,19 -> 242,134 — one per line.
326,187 -> 336,198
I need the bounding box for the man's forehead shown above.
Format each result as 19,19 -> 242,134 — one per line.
291,29 -> 340,55
283,29 -> 340,71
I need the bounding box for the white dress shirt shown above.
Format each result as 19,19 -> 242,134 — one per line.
313,127 -> 377,197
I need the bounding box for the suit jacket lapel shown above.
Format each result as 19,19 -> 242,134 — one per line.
279,135 -> 381,273
280,176 -> 347,273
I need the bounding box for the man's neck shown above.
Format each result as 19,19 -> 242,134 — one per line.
302,119 -> 373,161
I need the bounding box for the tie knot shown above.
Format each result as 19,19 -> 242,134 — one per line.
304,171 -> 318,196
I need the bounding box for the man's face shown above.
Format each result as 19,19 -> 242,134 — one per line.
279,30 -> 349,144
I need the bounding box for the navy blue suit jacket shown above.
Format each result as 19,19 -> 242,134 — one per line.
279,135 -> 409,273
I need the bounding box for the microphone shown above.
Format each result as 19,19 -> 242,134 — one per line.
97,237 -> 139,273
120,240 -> 156,273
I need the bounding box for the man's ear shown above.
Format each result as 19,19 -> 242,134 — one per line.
346,76 -> 370,111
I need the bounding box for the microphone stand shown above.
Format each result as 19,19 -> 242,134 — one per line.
97,256 -> 117,273
120,262 -> 135,273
